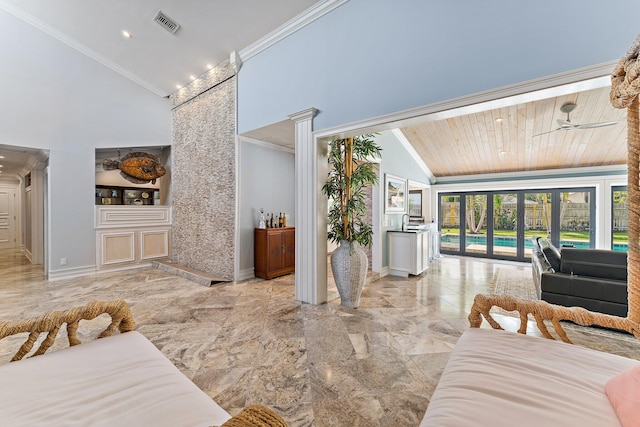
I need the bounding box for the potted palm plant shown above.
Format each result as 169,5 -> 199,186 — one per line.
322,134 -> 381,307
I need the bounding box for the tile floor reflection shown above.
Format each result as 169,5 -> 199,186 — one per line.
0,249 -> 638,426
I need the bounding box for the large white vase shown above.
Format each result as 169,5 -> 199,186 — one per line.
330,240 -> 368,308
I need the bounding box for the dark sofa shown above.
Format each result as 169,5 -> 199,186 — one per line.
531,237 -> 628,317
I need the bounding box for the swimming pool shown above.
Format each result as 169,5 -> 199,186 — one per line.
441,234 -> 628,252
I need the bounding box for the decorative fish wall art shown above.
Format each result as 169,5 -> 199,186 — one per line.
103,152 -> 166,184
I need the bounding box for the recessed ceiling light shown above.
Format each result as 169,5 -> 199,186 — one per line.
189,75 -> 196,81
121,30 -> 132,39
495,117 -> 503,123
0,164 -> 3,167
499,150 -> 507,155
0,155 -> 4,158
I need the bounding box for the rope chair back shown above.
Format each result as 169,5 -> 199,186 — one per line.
611,33 -> 640,326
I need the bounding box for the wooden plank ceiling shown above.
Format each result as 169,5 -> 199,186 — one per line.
399,86 -> 627,177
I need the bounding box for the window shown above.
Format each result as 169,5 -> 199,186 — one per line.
438,188 -> 595,261
408,190 -> 422,218
612,186 -> 628,251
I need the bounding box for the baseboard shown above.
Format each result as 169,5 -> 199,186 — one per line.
48,262 -> 160,281
388,268 -> 409,278
48,265 -> 98,281
97,262 -> 156,275
236,267 -> 255,281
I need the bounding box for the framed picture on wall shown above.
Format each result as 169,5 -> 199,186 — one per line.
385,174 -> 406,213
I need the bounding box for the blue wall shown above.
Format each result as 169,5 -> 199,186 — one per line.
238,0 -> 640,134
376,131 -> 431,267
238,141 -> 295,273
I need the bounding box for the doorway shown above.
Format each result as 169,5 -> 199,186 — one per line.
0,187 -> 16,249
438,187 -> 596,261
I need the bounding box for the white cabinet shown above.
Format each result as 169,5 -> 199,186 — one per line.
388,231 -> 430,277
95,206 -> 171,271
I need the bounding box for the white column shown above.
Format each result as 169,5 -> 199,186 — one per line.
288,107 -> 327,304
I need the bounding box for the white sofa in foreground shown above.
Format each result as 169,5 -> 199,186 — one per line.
0,300 -> 286,427
421,327 -> 638,427
0,330 -> 232,426
421,294 -> 640,427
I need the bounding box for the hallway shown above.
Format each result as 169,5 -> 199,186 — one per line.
0,248 -> 44,285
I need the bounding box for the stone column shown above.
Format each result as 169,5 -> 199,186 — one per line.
170,61 -> 236,280
288,108 -> 327,304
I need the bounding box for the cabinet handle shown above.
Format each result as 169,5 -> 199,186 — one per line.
282,245 -> 286,254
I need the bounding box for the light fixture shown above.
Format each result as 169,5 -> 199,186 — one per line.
495,117 -> 503,123
176,84 -> 182,89
189,75 -> 196,81
0,155 -> 4,159
121,30 -> 132,39
499,150 -> 507,155
0,164 -> 3,167
206,64 -> 213,70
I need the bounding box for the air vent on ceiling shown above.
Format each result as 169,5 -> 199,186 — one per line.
153,10 -> 180,34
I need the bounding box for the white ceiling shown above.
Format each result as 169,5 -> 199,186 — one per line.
0,0 -> 321,96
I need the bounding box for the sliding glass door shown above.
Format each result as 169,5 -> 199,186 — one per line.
612,186 -> 628,251
493,193 -> 518,258
559,191 -> 593,249
465,195 -> 487,254
440,195 -> 460,252
439,188 -> 595,261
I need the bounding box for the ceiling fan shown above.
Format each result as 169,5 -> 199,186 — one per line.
533,102 -> 619,137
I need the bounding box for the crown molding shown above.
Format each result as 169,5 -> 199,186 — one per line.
435,164 -> 627,185
0,0 -> 167,96
239,135 -> 295,154
239,0 -> 349,62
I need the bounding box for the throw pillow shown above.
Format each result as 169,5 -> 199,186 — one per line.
605,364 -> 640,427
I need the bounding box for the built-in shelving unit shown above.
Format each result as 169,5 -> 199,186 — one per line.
95,185 -> 159,206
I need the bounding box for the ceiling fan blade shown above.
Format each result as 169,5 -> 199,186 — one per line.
556,119 -> 576,129
533,128 -> 561,137
575,121 -> 619,129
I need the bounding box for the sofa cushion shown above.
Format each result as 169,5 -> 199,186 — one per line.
541,273 -> 628,304
560,248 -> 627,281
420,328 -> 639,427
537,238 -> 561,272
0,331 -> 231,427
541,292 -> 628,317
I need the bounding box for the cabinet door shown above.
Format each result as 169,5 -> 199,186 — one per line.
268,232 -> 284,272
413,233 -> 422,275
284,229 -> 295,269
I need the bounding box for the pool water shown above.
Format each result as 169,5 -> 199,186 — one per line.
441,234 -> 628,252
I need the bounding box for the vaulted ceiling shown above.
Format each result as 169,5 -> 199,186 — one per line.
0,0 -> 320,96
400,86 -> 627,178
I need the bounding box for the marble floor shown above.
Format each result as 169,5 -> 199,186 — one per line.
1,249 -> 639,426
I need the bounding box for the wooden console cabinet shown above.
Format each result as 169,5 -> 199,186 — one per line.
254,227 -> 295,279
